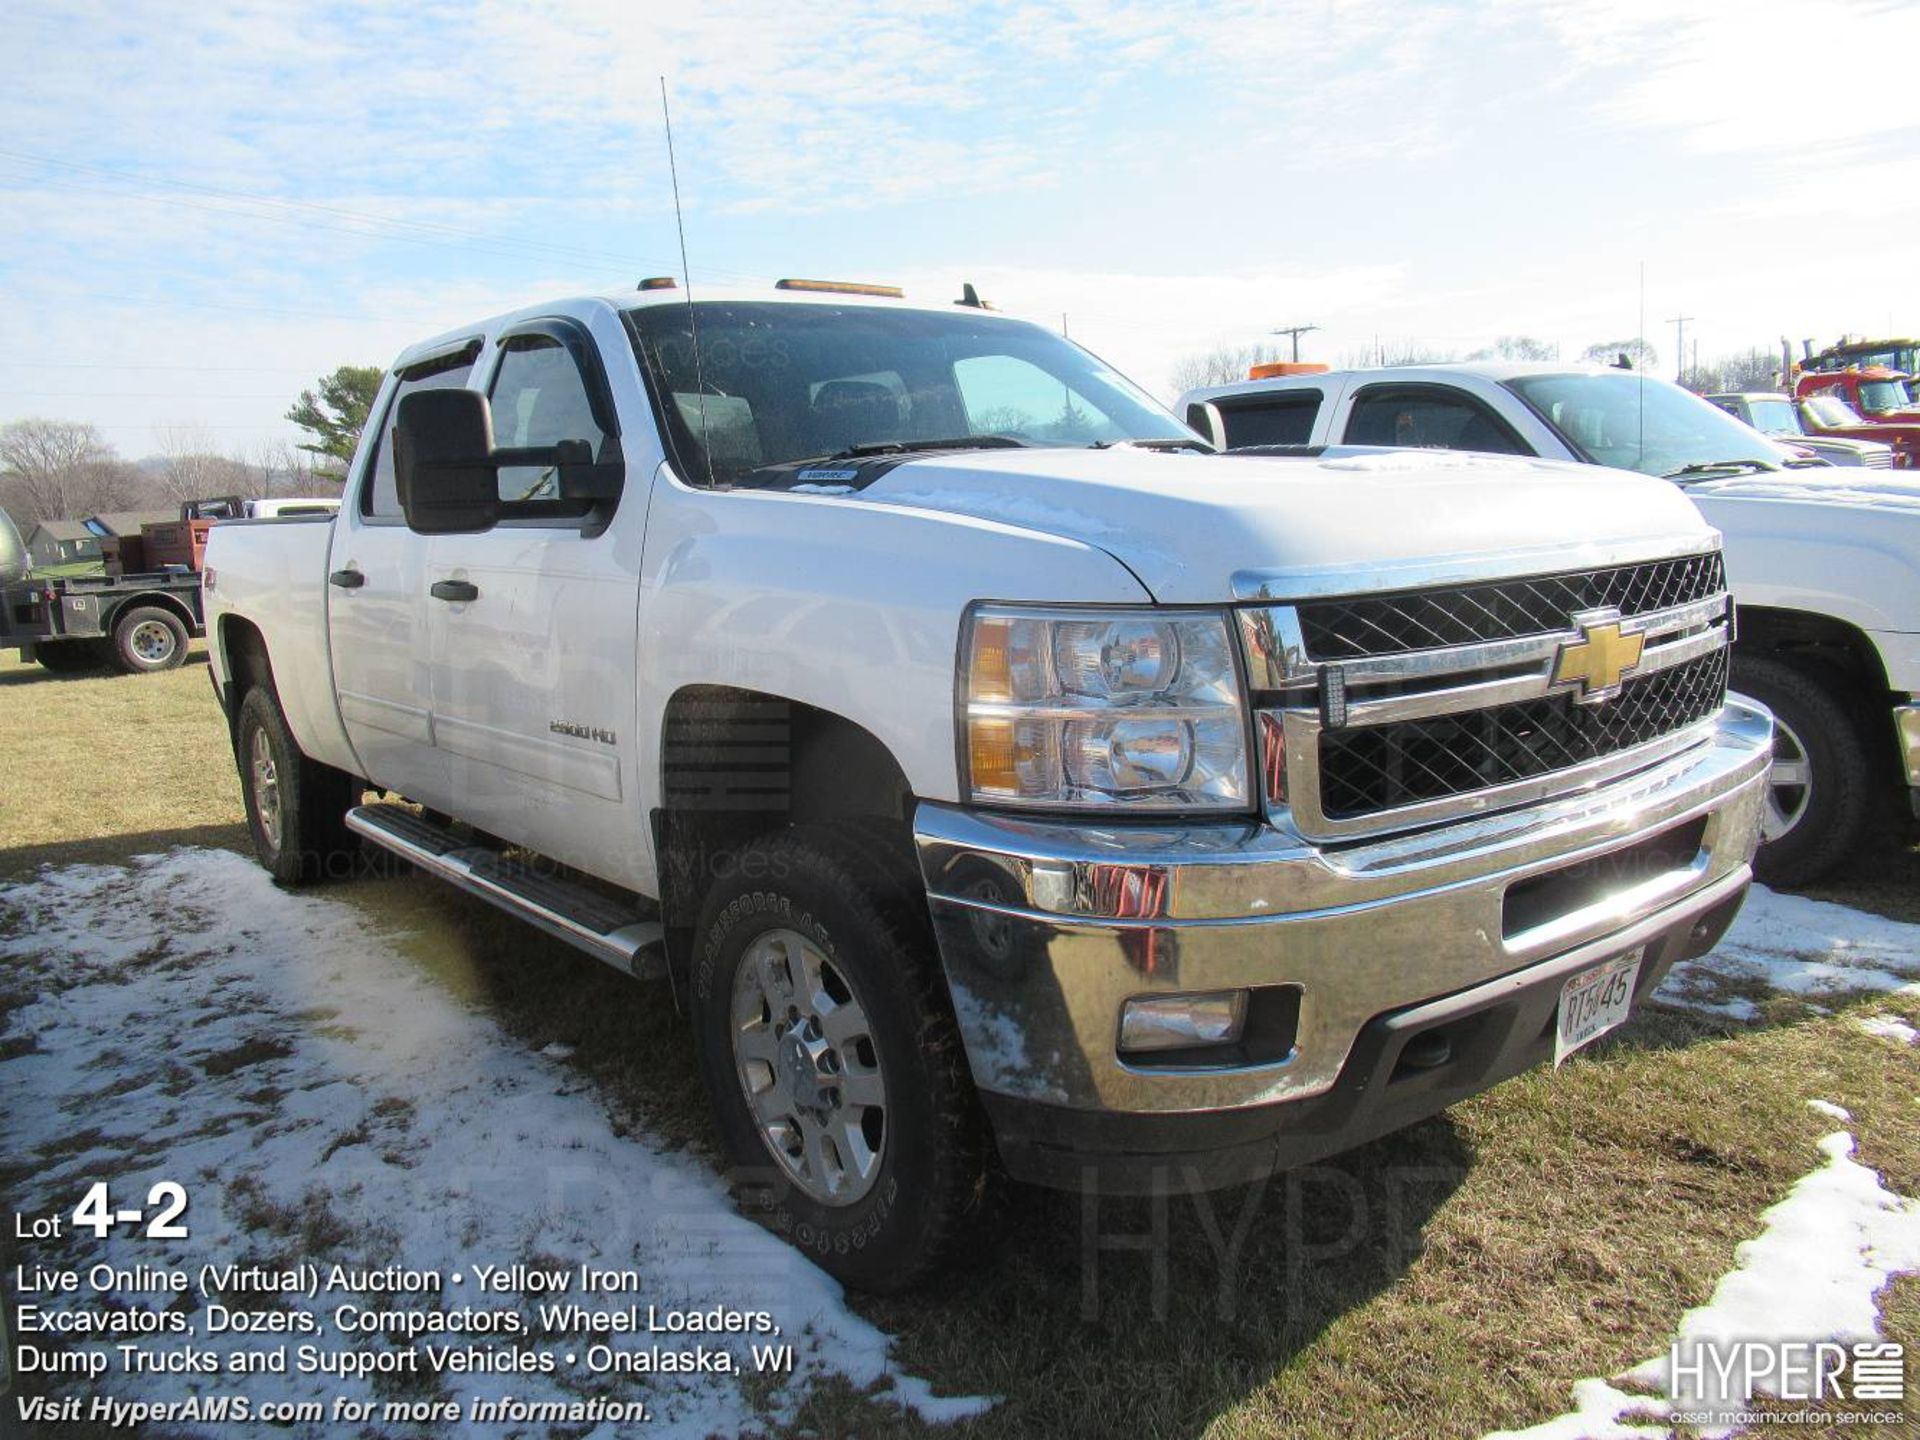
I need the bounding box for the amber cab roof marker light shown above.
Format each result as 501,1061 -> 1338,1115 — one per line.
1248,361 -> 1330,380
774,278 -> 906,299
636,276 -> 678,291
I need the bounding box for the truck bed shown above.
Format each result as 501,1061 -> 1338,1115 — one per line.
201,512 -> 355,775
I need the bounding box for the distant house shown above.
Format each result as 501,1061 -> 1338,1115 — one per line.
26,519 -> 103,567
84,510 -> 172,539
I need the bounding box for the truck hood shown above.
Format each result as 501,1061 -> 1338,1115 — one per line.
1798,435 -> 1892,459
852,447 -> 1718,603
1682,471 -> 1920,510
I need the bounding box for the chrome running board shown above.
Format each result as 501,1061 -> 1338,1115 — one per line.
346,804 -> 666,981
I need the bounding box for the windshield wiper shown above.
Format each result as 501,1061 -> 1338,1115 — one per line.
1662,459 -> 1780,480
1087,437 -> 1213,453
826,435 -> 1032,460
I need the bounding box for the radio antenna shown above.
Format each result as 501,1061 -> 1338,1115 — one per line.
660,76 -> 715,486
1636,259 -> 1646,463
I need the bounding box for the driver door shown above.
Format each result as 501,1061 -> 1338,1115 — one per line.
423,318 -> 641,880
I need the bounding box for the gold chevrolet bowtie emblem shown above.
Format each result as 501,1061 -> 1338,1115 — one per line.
1552,610 -> 1645,704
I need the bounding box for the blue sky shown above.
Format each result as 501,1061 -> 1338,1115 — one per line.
2,0 -> 1917,456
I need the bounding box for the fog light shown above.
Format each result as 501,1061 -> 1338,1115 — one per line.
1119,991 -> 1248,1053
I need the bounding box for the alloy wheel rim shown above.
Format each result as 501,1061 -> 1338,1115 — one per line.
730,927 -> 887,1206
250,727 -> 283,851
130,619 -> 175,663
1761,714 -> 1813,842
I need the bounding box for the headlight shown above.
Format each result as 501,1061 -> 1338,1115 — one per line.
962,605 -> 1252,811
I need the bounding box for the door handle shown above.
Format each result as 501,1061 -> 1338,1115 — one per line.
328,569 -> 365,589
430,579 -> 480,603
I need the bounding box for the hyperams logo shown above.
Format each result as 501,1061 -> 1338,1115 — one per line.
1666,1340 -> 1906,1428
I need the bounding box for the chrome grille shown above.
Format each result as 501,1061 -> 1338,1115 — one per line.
1317,648 -> 1728,818
1242,549 -> 1733,840
1297,552 -> 1726,660
1861,450 -> 1893,470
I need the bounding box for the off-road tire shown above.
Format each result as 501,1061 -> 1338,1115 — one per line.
111,605 -> 188,673
236,684 -> 360,884
1731,652 -> 1871,888
690,825 -> 988,1292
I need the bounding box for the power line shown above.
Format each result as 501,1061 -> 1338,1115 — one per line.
1667,313 -> 1695,381
1270,323 -> 1320,362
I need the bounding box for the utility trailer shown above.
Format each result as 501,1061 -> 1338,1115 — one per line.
2,564 -> 207,674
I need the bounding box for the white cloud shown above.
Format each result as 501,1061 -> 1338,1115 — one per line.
1527,0 -> 1920,154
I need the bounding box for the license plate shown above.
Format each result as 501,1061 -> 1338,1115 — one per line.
1555,948 -> 1644,1066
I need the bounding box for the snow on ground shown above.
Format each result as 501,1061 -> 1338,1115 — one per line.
1484,883 -> 1920,1440
1854,1014 -> 1919,1046
1656,883 -> 1920,1021
1485,1130 -> 1920,1440
0,849 -> 993,1436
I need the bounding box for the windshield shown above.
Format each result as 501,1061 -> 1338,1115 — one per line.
1804,394 -> 1865,427
1741,396 -> 1803,436
1858,379 -> 1913,412
626,301 -> 1197,486
1503,371 -> 1782,477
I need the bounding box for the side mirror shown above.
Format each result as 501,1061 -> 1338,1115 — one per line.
393,389 -> 501,535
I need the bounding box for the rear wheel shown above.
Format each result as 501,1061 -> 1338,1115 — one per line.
111,605 -> 188,673
1731,653 -> 1871,887
690,827 -> 987,1291
236,685 -> 359,884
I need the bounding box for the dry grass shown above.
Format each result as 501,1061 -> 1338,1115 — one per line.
3,648 -> 1918,1437
0,646 -> 247,875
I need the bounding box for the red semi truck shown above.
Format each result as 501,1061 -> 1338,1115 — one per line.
1795,365 -> 1920,425
1789,373 -> 1920,466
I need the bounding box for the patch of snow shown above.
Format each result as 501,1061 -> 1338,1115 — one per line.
0,850 -> 994,1435
1484,1132 -> 1920,1440
538,1041 -> 576,1060
1656,883 -> 1920,1017
1807,1099 -> 1852,1122
1319,449 -> 1536,474
1854,1014 -> 1919,1046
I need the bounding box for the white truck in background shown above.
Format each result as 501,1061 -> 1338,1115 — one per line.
1704,391 -> 1897,470
1181,362 -> 1920,887
204,286 -> 1767,1288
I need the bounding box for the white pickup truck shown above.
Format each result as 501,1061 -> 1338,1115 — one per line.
205,287 -> 1768,1288
1182,362 -> 1920,887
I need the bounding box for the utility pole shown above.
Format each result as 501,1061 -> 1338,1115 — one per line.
1270,324 -> 1319,363
1667,314 -> 1695,381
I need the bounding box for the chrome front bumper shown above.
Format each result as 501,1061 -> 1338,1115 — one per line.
913,700 -> 1771,1135
1896,703 -> 1920,790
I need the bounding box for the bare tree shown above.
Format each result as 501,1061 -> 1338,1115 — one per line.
1167,343 -> 1289,395
0,418 -> 122,522
1579,338 -> 1659,371
1467,335 -> 1560,362
251,438 -> 327,498
1336,340 -> 1458,368
153,425 -> 254,505
1715,349 -> 1781,393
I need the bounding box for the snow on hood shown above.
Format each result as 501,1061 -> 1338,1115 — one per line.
851,447 -> 1716,604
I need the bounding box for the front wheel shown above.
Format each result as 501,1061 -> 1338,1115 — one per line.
1731,653 -> 1871,888
691,827 -> 987,1291
235,685 -> 360,884
111,605 -> 188,673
